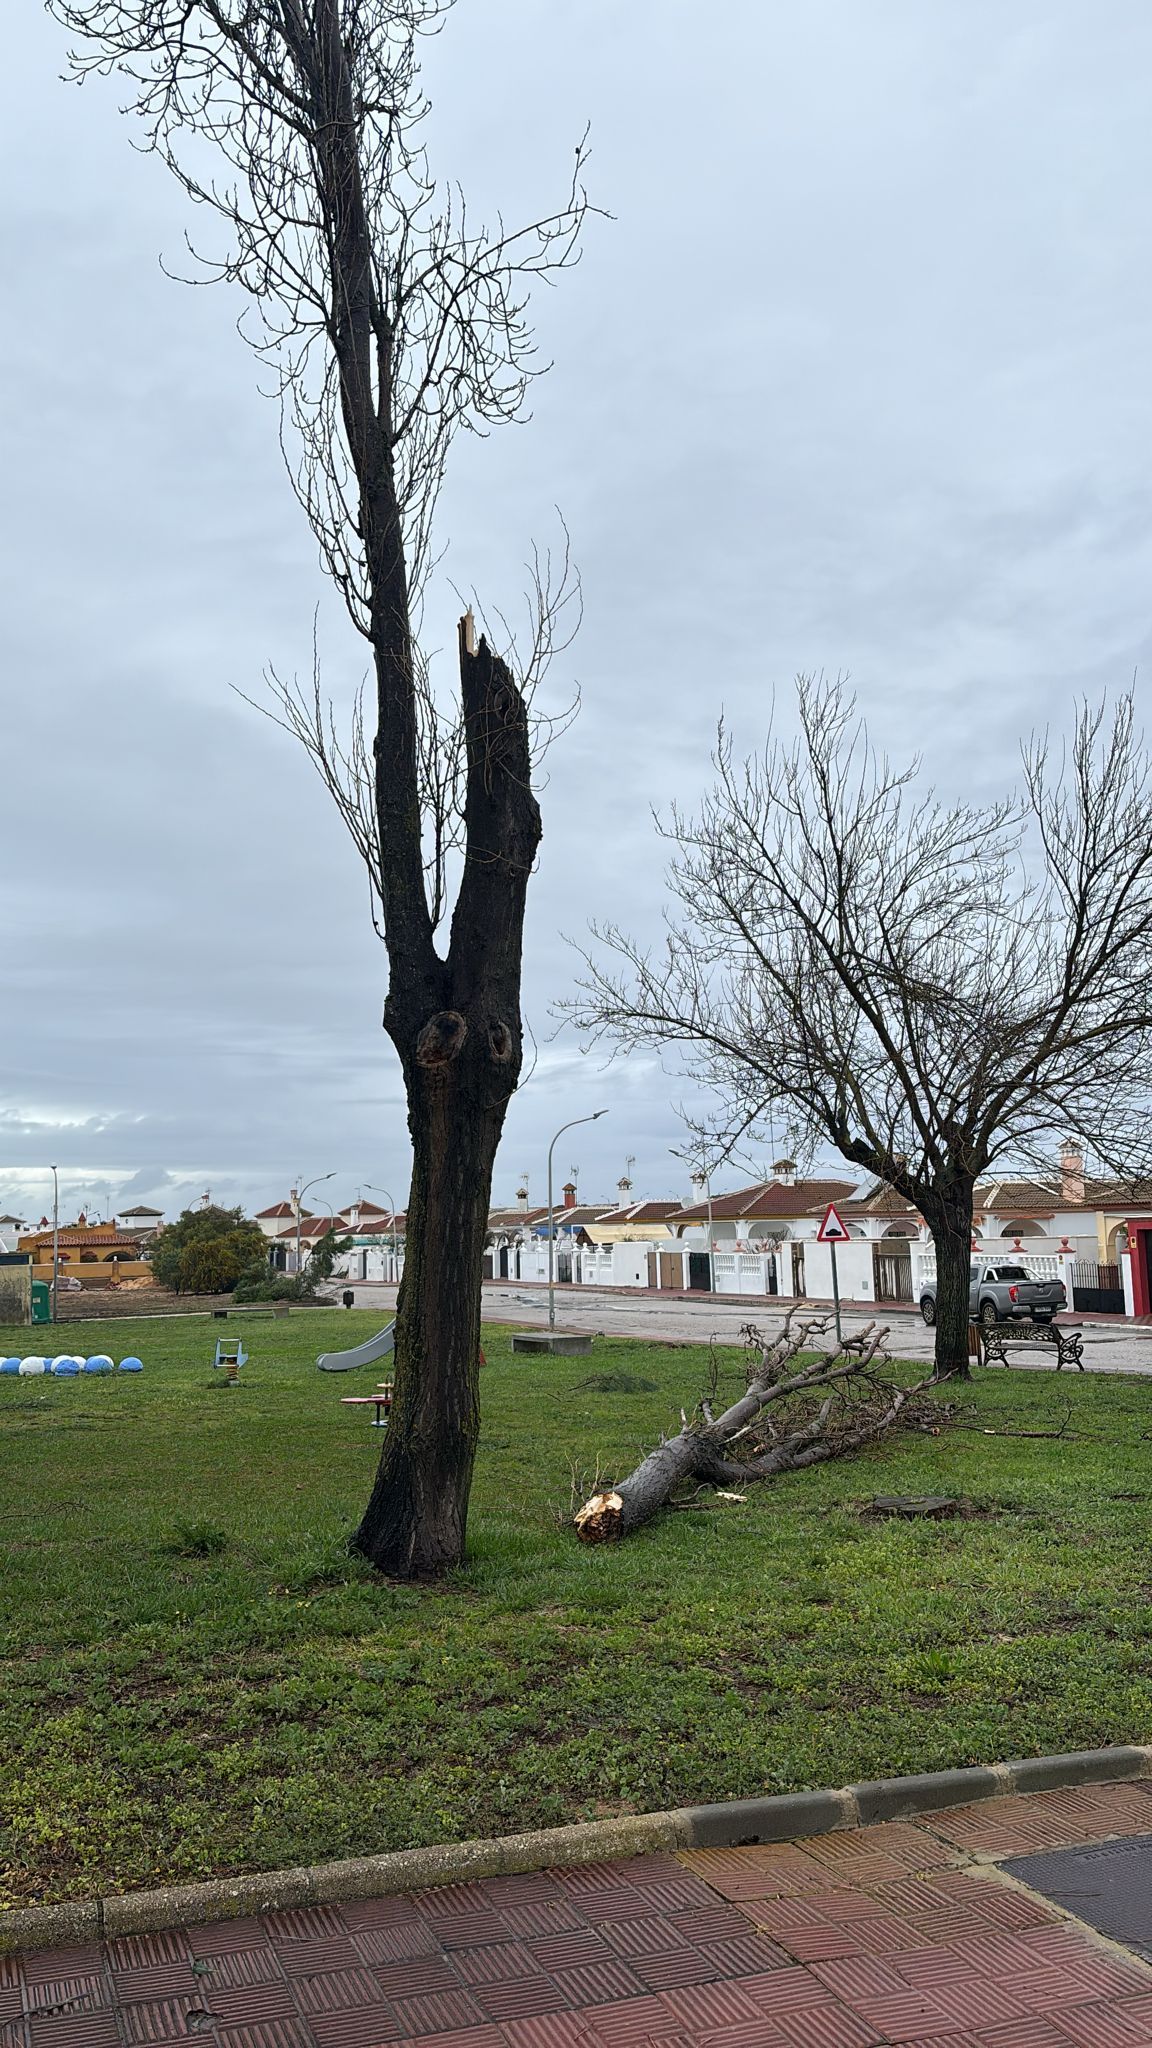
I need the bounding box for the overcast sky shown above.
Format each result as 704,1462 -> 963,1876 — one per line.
3,1 -> 1152,1227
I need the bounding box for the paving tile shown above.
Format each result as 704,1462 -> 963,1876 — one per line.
498,1903 -> 587,1942
625,1947 -> 724,1991
392,2030 -> 506,2048
22,1976 -> 106,2013
121,1999 -> 223,2043
353,1922 -> 444,1965
695,2025 -> 790,2048
851,1989 -> 959,2042
821,1892 -> 899,1924
579,1892 -> 672,1927
27,2015 -> 121,2048
20,1948 -> 104,1986
108,1930 -> 192,1971
913,1912 -> 1011,1948
928,1982 -> 1031,2030
737,1969 -> 840,2014
769,2006 -> 882,2048
575,1992 -> 686,2045
291,1965 -> 387,2012
0,1961 -> 18,1993
470,1976 -> 573,2022
809,1955 -> 909,2003
309,1999 -> 402,2046
551,1964 -> 649,2007
189,1918 -> 272,1955
262,1903 -> 348,1943
870,1880 -> 966,1921
199,1948 -> 284,1987
1046,2006 -> 1152,2048
527,1934 -> 617,1974
950,1891 -> 1059,1934
975,2023 -> 1082,2048
1010,1973 -> 1123,2016
106,1962 -> 201,2003
434,1912 -> 509,1950
453,1943 -> 546,1985
417,1884 -> 506,1916
372,1957 -> 461,2000
894,1950 -> 990,1991
667,1905 -> 756,1944
659,1979 -> 765,2031
217,2022 -> 313,2048
632,1880 -> 721,1914
598,1917 -> 690,1960
500,2012 -> 598,2048
0,1994 -> 21,2027
476,1872 -> 566,1908
275,1935 -> 364,1976
775,1926 -> 875,1964
390,1989 -> 492,2036
0,2021 -> 26,2048
342,1897 -> 425,1932
696,1936 -> 791,1978
736,1899 -> 833,1934
209,1981 -> 299,2027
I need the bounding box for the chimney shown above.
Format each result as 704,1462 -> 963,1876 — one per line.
617,1176 -> 633,1202
516,1182 -> 529,1214
772,1158 -> 797,1187
1060,1141 -> 1085,1207
562,1181 -> 577,1210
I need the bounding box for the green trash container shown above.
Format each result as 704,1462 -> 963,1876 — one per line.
31,1281 -> 51,1325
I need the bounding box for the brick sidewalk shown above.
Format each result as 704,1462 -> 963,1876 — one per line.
7,1782 -> 1152,2047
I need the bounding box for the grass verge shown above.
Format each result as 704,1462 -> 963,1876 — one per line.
2,1309 -> 1150,1904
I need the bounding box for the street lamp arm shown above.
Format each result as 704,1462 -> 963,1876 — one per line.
547,1109 -> 608,1331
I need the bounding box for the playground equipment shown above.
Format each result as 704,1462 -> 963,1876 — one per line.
317,1320 -> 395,1373
213,1336 -> 247,1386
0,1353 -> 140,1376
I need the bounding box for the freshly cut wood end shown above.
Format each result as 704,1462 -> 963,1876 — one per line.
573,1490 -> 624,1542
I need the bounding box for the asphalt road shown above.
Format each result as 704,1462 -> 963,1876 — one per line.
342,1281 -> 1152,1374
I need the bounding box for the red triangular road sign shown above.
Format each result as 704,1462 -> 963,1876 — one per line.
816,1202 -> 849,1243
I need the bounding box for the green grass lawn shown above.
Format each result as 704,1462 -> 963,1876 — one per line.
2,1308 -> 1151,1906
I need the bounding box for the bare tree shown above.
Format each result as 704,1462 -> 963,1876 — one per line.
571,682 -> 1152,1378
53,0 -> 595,1575
574,1316 -> 935,1542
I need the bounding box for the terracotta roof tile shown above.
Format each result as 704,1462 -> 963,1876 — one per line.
676,1179 -> 857,1223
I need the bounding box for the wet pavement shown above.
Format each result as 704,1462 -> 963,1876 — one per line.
8,1781 -> 1152,2045
346,1283 -> 1152,1376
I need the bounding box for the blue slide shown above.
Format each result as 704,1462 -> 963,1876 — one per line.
317,1321 -> 396,1373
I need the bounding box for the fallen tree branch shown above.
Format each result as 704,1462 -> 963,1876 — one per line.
573,1313 -> 945,1543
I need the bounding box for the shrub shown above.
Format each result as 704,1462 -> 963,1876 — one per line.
151,1206 -> 267,1294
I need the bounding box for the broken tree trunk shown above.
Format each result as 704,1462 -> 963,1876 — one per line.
574,1315 -> 937,1543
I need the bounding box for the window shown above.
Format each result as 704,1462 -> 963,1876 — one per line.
993,1265 -> 1028,1281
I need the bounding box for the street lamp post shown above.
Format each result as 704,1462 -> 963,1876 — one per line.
294,1171 -> 335,1276
364,1184 -> 399,1283
671,1145 -> 715,1293
547,1111 -> 608,1330
50,1164 -> 59,1324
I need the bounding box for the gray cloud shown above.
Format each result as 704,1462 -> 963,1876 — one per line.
4,0 -> 1152,1221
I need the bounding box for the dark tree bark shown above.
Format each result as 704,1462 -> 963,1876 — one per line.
920,1183 -> 975,1381
353,626 -> 540,1576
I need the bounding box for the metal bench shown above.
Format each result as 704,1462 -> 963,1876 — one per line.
979,1319 -> 1084,1372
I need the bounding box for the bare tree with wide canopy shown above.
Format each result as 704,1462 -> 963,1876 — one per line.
53,0 -> 595,1574
572,682 -> 1152,1378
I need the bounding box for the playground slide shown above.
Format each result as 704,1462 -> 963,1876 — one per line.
317,1320 -> 396,1373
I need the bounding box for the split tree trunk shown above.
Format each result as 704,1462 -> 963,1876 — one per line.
352,623 -> 541,1578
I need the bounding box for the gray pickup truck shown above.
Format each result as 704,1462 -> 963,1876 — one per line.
919,1261 -> 1066,1327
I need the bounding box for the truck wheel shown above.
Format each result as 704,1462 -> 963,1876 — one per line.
920,1296 -> 936,1326
980,1299 -> 999,1325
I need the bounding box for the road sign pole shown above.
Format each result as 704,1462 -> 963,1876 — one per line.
830,1236 -> 842,1348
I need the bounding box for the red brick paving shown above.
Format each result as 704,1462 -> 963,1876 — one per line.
7,1786 -> 1152,2046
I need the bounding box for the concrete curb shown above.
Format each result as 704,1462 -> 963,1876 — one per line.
4,1745 -> 1151,1955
